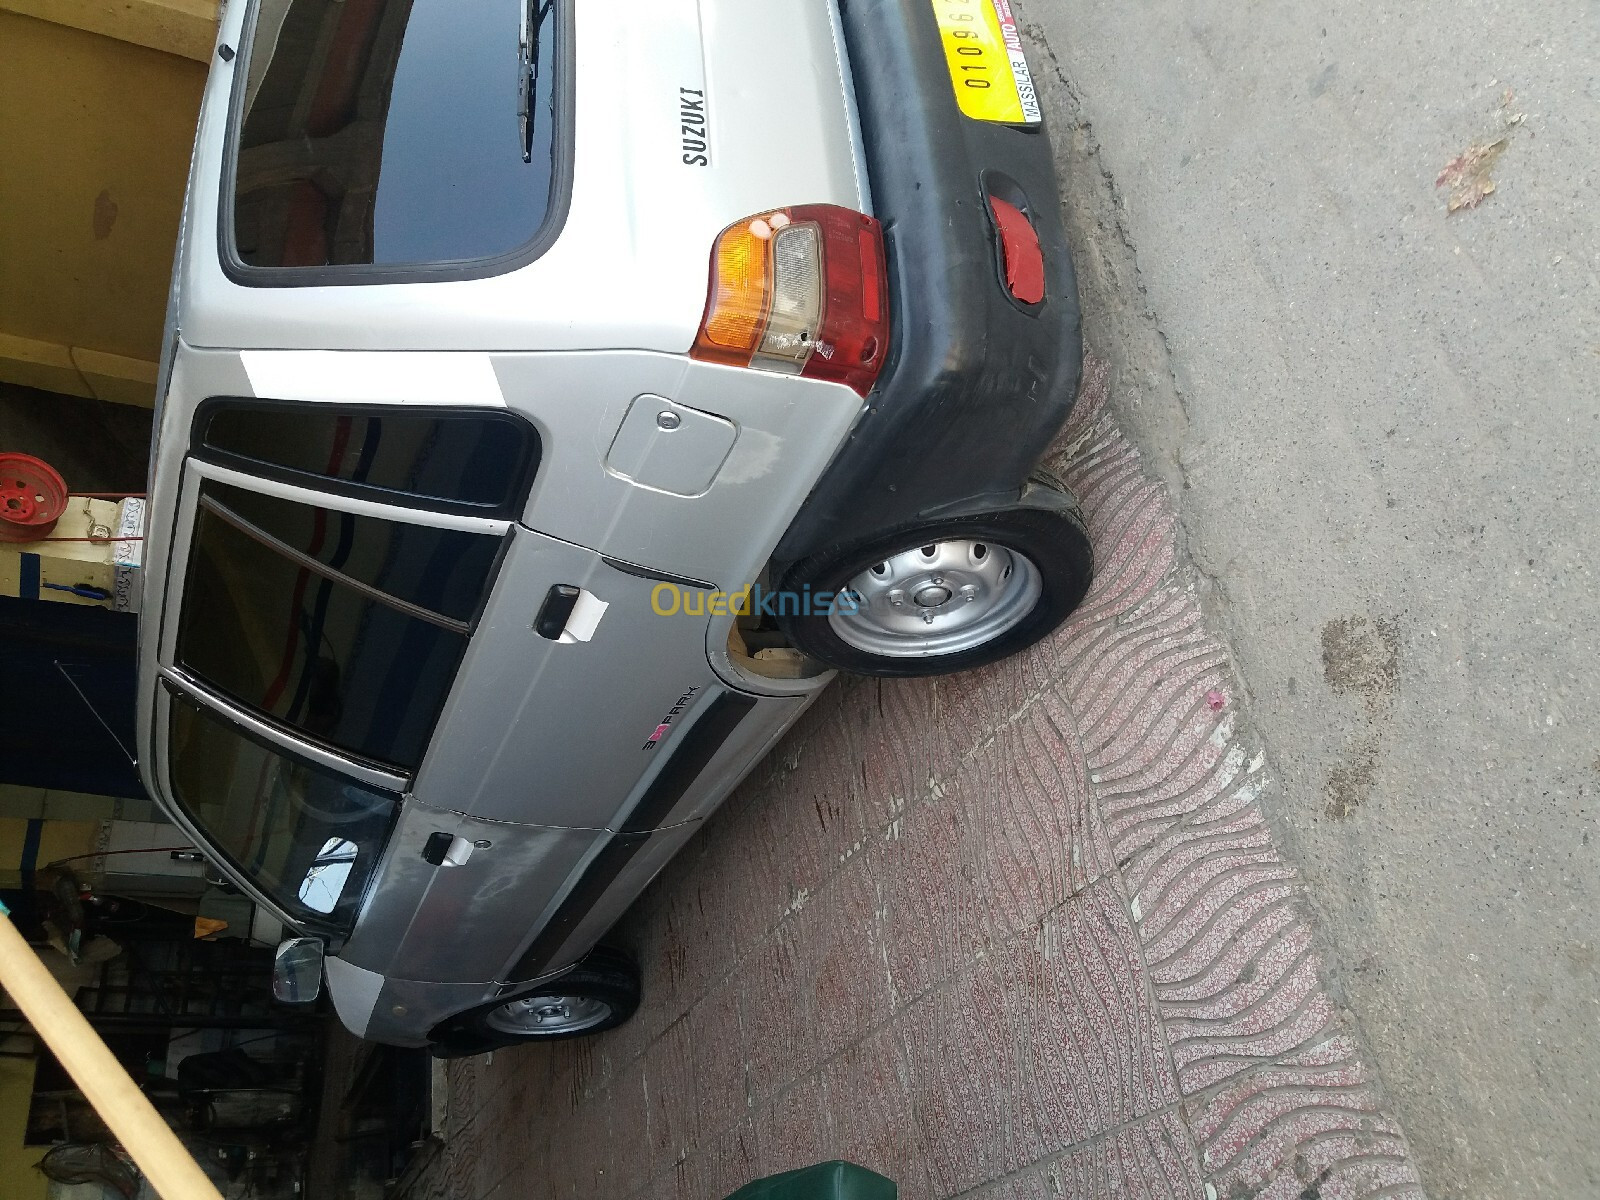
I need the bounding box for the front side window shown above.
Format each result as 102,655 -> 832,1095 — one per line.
231,0 -> 562,272
168,695 -> 396,932
176,480 -> 498,769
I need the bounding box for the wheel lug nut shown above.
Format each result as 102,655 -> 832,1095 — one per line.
887,589 -> 906,607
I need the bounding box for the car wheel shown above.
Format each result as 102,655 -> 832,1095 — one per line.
428,946 -> 640,1057
777,472 -> 1092,678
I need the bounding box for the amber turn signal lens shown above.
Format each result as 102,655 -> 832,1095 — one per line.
696,219 -> 774,364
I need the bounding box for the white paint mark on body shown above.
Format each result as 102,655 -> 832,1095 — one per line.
241,351 -> 506,407
557,591 -> 609,643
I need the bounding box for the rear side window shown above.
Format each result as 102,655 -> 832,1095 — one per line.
230,0 -> 563,273
176,481 -> 498,769
198,404 -> 538,514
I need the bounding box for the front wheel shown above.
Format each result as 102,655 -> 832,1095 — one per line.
428,946 -> 640,1057
776,474 -> 1093,677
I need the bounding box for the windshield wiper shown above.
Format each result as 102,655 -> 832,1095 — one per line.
519,0 -> 555,163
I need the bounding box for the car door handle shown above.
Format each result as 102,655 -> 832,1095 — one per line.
534,584 -> 582,640
420,832 -> 477,867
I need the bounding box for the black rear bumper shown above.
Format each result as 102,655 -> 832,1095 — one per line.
775,0 -> 1081,565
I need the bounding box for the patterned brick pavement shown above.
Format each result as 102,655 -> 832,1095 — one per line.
400,357 -> 1425,1200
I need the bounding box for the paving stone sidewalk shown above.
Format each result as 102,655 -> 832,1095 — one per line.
400,357 -> 1424,1200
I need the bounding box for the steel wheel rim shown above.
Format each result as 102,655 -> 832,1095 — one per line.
827,538 -> 1042,658
484,993 -> 612,1036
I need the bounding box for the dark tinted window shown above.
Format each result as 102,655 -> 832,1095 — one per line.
177,483 -> 496,768
203,481 -> 498,623
168,695 -> 396,933
232,0 -> 560,270
201,405 -> 537,513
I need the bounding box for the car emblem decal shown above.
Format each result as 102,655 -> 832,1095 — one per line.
643,686 -> 701,749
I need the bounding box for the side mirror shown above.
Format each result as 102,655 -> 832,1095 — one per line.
272,937 -> 325,1004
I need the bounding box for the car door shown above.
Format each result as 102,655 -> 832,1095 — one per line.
333,795 -> 603,984
150,402 -> 613,982
414,525 -> 726,831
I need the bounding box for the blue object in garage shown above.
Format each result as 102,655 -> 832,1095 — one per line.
724,1160 -> 895,1200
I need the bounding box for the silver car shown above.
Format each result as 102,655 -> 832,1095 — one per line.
138,0 -> 1093,1053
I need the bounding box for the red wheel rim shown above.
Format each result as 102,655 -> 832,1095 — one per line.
0,454 -> 69,543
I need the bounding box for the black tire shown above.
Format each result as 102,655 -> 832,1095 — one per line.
777,474 -> 1092,678
427,946 -> 640,1058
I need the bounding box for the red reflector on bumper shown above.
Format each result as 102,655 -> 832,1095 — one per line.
988,196 -> 1045,305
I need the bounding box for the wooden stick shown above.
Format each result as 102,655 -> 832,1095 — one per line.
0,906 -> 224,1200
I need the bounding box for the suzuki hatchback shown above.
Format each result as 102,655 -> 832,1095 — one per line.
138,0 -> 1092,1054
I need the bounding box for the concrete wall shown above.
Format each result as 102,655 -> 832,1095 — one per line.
0,1057 -> 47,1200
0,8 -> 213,1191
0,1 -> 216,407
0,818 -> 100,1198
0,817 -> 101,890
0,784 -> 162,826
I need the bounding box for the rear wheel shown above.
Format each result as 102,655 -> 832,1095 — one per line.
777,473 -> 1092,677
428,946 -> 640,1057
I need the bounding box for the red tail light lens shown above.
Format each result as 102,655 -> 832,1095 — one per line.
692,205 -> 890,397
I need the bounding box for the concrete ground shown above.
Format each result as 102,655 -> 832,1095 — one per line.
1027,1 -> 1599,1195
400,363 -> 1424,1200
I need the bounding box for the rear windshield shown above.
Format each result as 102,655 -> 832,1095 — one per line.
231,0 -> 562,273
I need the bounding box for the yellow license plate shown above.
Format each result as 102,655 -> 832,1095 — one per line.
931,0 -> 1041,124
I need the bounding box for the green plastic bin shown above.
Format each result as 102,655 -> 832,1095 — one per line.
724,1160 -> 896,1200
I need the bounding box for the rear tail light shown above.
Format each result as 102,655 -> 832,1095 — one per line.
692,205 -> 889,396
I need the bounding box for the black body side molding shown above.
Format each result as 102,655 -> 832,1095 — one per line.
503,691 -> 754,982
